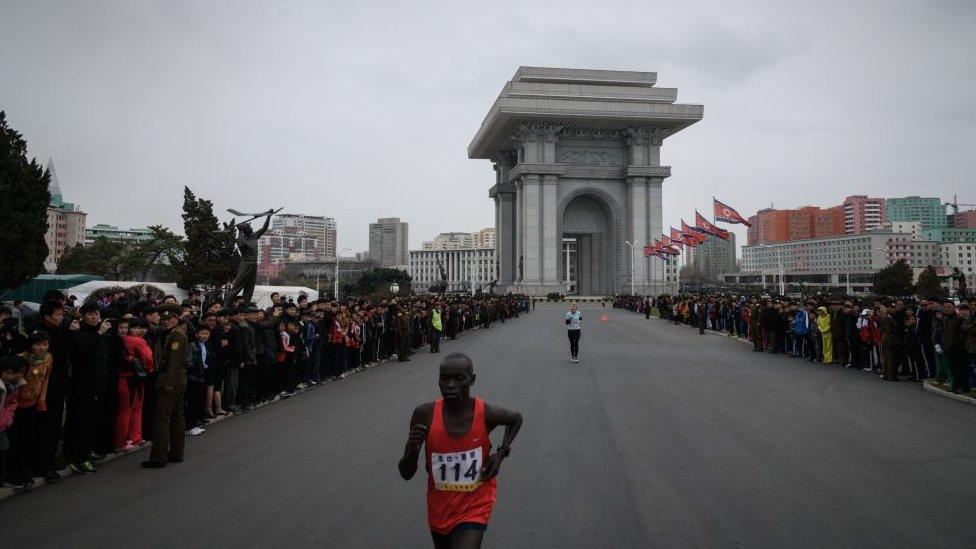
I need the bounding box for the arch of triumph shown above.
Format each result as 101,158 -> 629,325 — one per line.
469,67 -> 702,296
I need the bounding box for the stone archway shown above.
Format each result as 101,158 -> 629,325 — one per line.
559,192 -> 617,295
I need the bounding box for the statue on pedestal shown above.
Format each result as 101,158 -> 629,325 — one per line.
223,208 -> 279,307
434,258 -> 449,295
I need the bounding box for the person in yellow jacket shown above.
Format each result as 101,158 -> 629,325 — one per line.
430,304 -> 443,354
816,306 -> 833,364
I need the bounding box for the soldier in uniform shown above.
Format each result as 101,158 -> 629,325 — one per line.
446,303 -> 458,340
396,305 -> 412,362
750,298 -> 765,352
482,301 -> 492,330
143,304 -> 188,468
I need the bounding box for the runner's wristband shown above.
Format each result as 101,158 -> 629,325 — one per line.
497,446 -> 511,457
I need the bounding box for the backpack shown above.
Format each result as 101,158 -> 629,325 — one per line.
126,354 -> 148,379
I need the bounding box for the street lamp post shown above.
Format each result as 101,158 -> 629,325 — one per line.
624,240 -> 636,296
334,247 -> 353,299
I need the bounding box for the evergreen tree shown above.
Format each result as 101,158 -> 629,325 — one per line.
872,259 -> 914,296
137,225 -> 184,281
177,187 -> 237,290
57,237 -> 144,279
341,267 -> 412,297
914,265 -> 947,299
0,111 -> 50,291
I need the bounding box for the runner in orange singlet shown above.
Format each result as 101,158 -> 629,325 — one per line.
398,353 -> 523,548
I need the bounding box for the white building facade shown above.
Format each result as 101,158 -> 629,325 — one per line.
941,242 -> 976,280
409,248 -> 496,293
735,231 -> 907,293
85,224 -> 153,244
742,232 -> 899,274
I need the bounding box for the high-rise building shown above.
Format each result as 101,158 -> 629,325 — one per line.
816,205 -> 847,237
885,196 -> 947,233
271,214 -> 337,259
43,159 -> 87,272
748,205 -> 844,245
477,228 -> 496,249
843,195 -> 885,234
748,209 -> 789,245
369,217 -> 409,268
952,209 -> 976,229
423,232 -> 476,250
690,233 -> 737,281
257,213 -> 337,279
422,228 -> 496,251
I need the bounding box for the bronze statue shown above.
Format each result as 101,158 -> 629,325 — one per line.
434,258 -> 449,295
223,208 -> 279,307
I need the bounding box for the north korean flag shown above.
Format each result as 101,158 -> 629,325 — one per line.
694,211 -> 730,240
714,198 -> 752,227
669,228 -> 685,248
680,220 -> 702,247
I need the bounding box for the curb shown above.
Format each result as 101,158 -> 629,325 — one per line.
922,380 -> 976,406
0,316 -> 531,502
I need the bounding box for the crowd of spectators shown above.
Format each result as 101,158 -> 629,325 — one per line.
0,289 -> 530,490
615,293 -> 976,395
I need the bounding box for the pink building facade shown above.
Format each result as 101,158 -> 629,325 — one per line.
843,195 -> 885,234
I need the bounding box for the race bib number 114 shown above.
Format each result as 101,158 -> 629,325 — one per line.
432,448 -> 483,492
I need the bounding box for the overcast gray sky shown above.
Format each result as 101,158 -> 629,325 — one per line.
2,0 -> 974,252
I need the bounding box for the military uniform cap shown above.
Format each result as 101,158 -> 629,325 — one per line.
158,304 -> 181,319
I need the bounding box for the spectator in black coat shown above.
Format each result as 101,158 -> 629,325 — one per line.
65,302 -> 112,475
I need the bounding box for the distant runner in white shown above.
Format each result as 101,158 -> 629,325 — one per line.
565,303 -> 583,363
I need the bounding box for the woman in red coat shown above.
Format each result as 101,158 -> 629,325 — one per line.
117,318 -> 154,450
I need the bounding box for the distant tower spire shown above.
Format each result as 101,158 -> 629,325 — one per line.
47,157 -> 63,206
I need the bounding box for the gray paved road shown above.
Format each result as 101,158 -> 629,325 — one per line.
3,305 -> 976,548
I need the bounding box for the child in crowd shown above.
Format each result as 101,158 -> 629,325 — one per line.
186,325 -> 211,436
346,314 -> 362,372
276,320 -> 295,397
6,332 -> 52,490
1,355 -> 28,489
